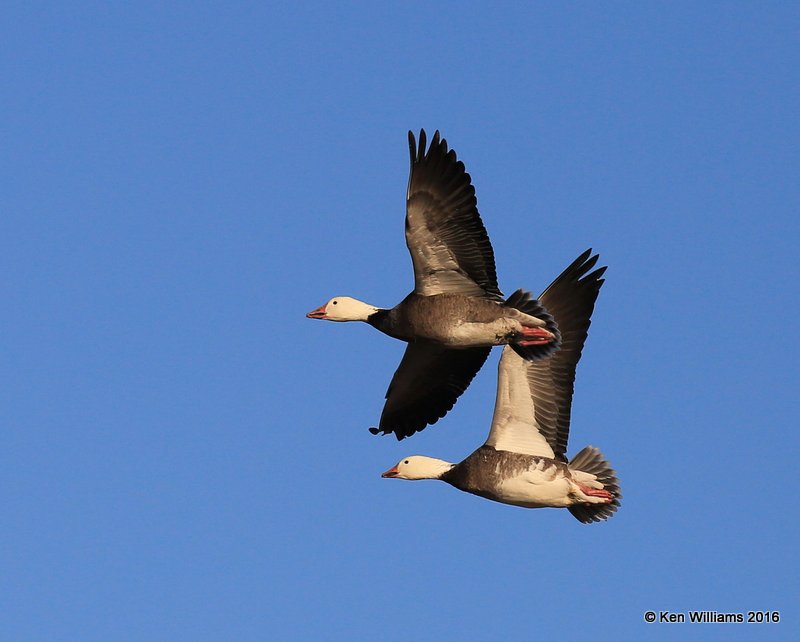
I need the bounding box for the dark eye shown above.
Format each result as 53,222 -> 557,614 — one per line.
404,460 -> 409,464
333,301 -> 338,305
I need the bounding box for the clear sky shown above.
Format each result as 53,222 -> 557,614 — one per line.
2,2 -> 798,641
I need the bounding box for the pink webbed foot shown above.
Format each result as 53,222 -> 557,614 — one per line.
578,483 -> 613,502
518,326 -> 556,346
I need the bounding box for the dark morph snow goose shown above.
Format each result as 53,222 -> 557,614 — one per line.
381,251 -> 621,523
307,130 -> 560,440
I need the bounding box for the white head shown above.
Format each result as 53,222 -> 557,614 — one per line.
381,455 -> 454,480
306,296 -> 380,322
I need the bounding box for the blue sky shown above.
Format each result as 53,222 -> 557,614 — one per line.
2,2 -> 798,640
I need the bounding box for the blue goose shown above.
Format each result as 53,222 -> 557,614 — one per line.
307,130 -> 559,439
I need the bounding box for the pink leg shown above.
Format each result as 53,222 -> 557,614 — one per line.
519,326 -> 555,346
578,483 -> 613,502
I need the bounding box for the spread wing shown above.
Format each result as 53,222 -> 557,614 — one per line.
372,342 -> 492,440
484,250 -> 606,460
405,130 -> 503,300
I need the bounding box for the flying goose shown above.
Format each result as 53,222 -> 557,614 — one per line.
381,250 -> 621,523
307,130 -> 560,440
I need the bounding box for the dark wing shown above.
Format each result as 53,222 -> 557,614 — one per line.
404,129 -> 503,300
371,342 -> 491,440
486,250 -> 605,460
527,250 -> 606,459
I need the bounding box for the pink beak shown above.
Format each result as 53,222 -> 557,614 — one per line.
306,304 -> 327,320
381,465 -> 400,478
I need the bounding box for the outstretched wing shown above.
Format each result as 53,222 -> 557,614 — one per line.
485,250 -> 606,460
405,130 -> 503,300
372,342 -> 491,440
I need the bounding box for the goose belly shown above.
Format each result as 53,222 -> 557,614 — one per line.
438,319 -> 518,347
492,468 -> 574,509
397,295 -> 519,347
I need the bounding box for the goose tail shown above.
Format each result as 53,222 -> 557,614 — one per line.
504,289 -> 561,361
568,445 -> 621,524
